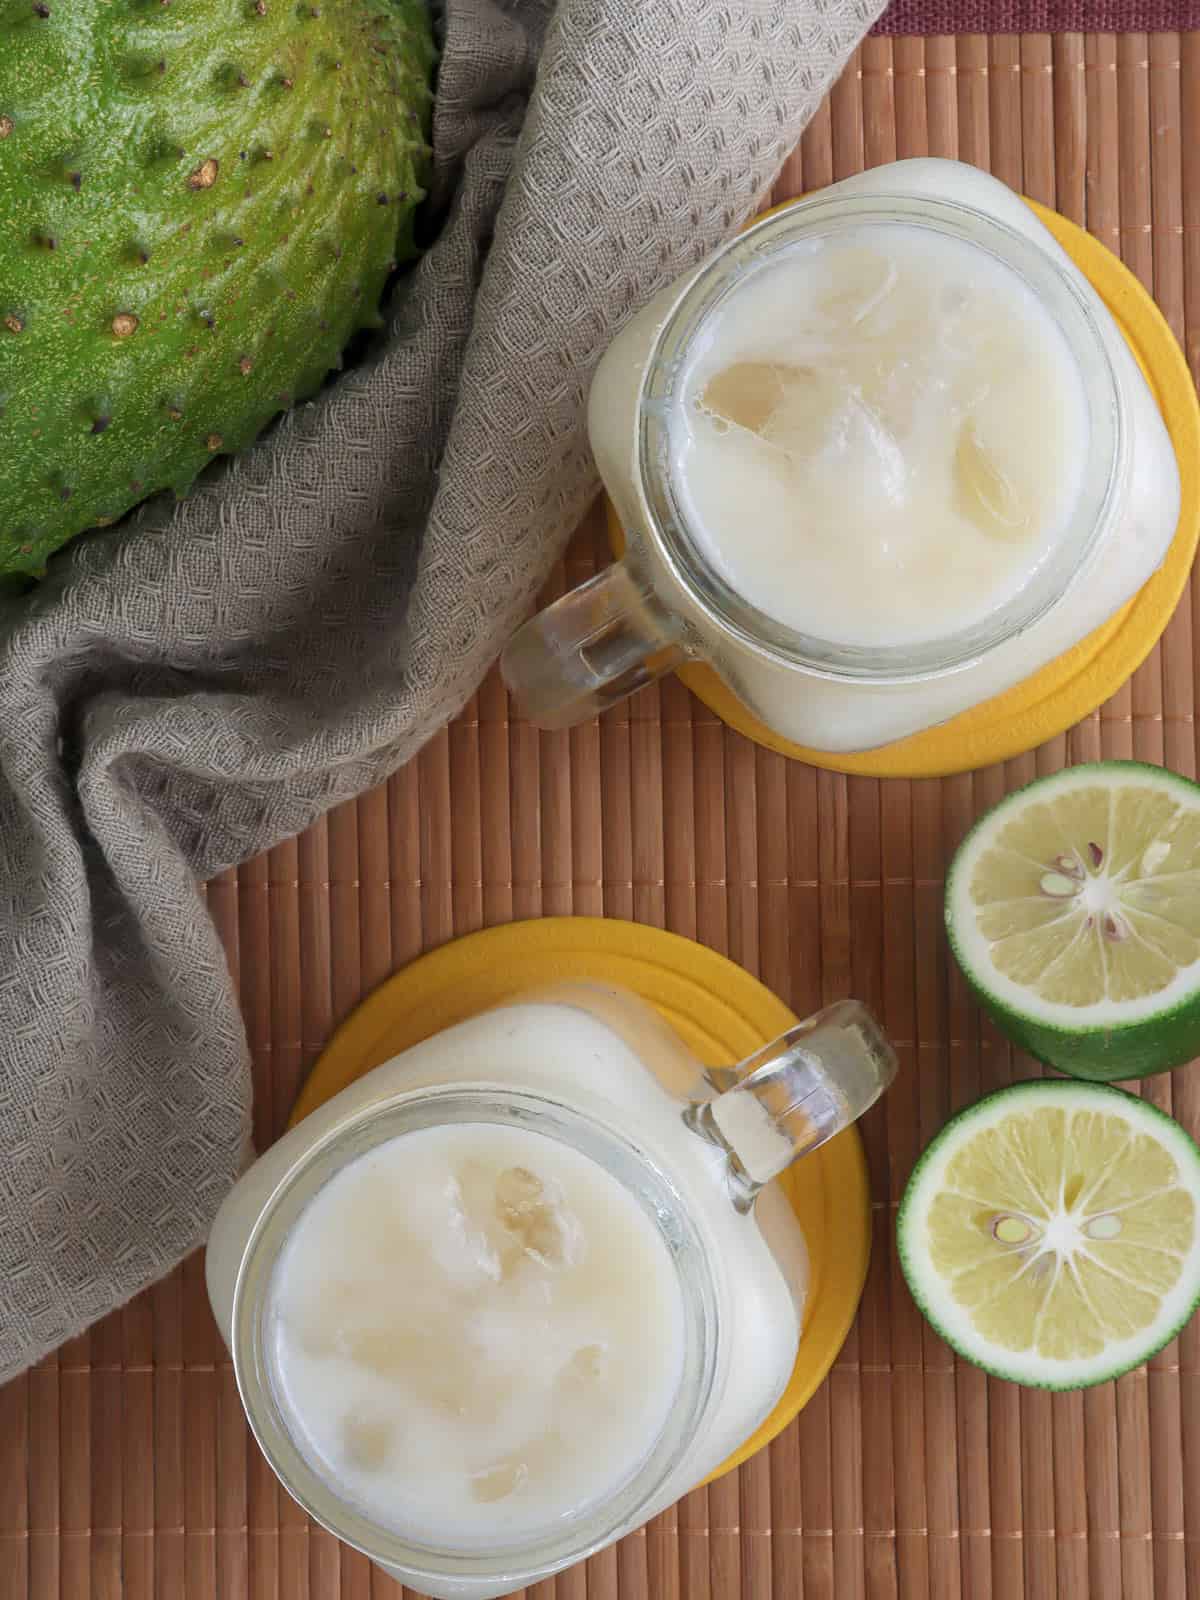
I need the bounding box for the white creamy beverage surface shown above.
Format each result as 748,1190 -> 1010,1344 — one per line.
670,223 -> 1091,649
269,1121 -> 687,1549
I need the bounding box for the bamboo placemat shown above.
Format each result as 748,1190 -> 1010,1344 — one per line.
4,30 -> 1200,1600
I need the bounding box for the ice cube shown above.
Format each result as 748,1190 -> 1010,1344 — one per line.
286,1310 -> 338,1361
557,1343 -> 607,1391
470,1456 -> 529,1504
341,1414 -> 394,1472
699,361 -> 800,436
700,360 -> 848,470
760,370 -> 844,458
523,1207 -> 581,1267
494,1165 -> 545,1227
493,1166 -> 583,1270
440,1174 -> 503,1284
340,1324 -> 487,1420
817,249 -> 898,328
954,420 -> 1032,539
337,1325 -> 403,1373
843,393 -> 908,503
339,1324 -> 449,1379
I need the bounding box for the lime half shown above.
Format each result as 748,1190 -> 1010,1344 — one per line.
946,761 -> 1200,1080
898,1080 -> 1200,1388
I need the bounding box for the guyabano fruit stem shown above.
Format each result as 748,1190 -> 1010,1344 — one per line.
0,0 -> 434,575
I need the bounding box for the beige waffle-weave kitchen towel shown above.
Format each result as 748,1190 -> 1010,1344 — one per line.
0,0 -> 883,1376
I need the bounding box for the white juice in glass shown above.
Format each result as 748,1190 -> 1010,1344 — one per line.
674,224 -> 1090,649
206,984 -> 895,1598
502,159 -> 1182,752
269,1121 -> 688,1550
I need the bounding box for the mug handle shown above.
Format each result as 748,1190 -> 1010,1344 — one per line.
502,558 -> 692,729
688,1000 -> 897,1210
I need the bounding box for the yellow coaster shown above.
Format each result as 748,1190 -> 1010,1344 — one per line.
608,200 -> 1200,779
290,916 -> 871,1484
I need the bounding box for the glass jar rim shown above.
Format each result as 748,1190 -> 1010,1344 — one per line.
229,1085 -> 719,1587
637,190 -> 1126,684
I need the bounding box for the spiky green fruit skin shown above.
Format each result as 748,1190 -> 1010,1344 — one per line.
0,0 -> 434,575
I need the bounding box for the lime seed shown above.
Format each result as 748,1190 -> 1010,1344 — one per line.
991,1214 -> 1034,1245
1083,1213 -> 1122,1241
1039,872 -> 1080,898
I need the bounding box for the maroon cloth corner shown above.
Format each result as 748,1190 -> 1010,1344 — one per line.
874,0 -> 1200,31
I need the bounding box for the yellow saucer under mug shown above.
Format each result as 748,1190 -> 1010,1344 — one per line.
607,199 -> 1200,780
291,916 -> 872,1484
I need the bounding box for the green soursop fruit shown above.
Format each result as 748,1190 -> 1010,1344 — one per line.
0,0 -> 434,575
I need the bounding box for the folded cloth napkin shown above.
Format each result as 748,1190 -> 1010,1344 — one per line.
0,0 -> 883,1378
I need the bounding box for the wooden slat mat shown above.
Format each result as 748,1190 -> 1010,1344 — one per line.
4,31 -> 1200,1600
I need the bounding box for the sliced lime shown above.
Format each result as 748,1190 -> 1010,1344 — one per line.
945,760 -> 1200,1080
897,1079 -> 1200,1388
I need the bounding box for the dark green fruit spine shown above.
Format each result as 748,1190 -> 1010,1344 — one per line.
0,0 -> 435,574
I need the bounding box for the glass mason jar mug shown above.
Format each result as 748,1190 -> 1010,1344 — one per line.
206,983 -> 897,1599
502,159 -> 1181,753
